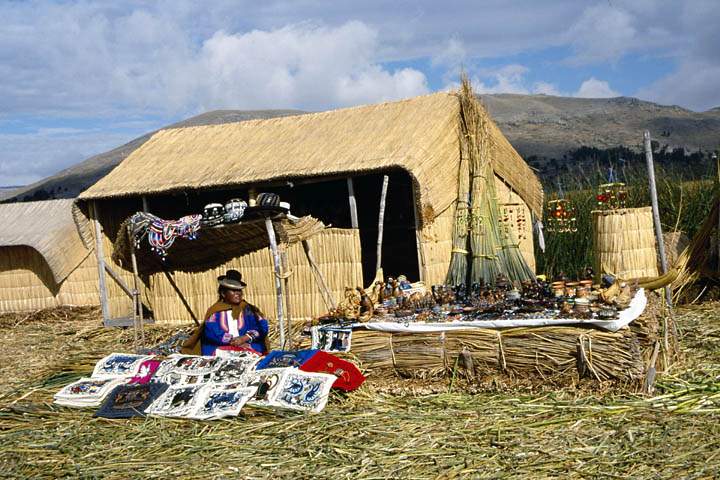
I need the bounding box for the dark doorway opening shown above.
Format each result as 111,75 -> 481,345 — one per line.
353,169 -> 420,285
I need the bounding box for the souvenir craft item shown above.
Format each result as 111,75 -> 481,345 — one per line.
201,203 -> 225,227
190,386 -> 256,420
246,368 -> 291,407
94,382 -> 169,419
256,192 -> 280,207
300,351 -> 366,392
54,377 -> 129,407
165,355 -> 225,376
545,199 -> 577,233
210,357 -> 260,385
92,353 -> 154,379
128,359 -> 162,384
311,326 -> 352,352
596,182 -> 627,210
127,212 -> 202,259
223,199 -> 247,224
255,350 -> 318,370
214,349 -> 262,360
145,384 -> 206,418
270,370 -> 336,413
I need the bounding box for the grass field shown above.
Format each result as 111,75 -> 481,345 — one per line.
0,306 -> 719,479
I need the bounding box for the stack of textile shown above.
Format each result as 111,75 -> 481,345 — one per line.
54,349 -> 365,420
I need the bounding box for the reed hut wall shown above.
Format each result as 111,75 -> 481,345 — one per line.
144,228 -> 362,325
0,245 -> 99,312
593,207 -> 659,280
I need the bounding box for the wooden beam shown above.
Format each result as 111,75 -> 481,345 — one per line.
411,182 -> 425,282
376,175 -> 389,272
302,239 -> 336,310
104,263 -> 133,298
644,131 -> 673,309
91,201 -> 110,325
347,178 -> 359,228
265,217 -> 286,349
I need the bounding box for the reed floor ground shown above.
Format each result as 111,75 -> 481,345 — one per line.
0,304 -> 718,479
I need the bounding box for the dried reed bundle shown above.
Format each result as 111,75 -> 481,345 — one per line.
351,324 -> 648,383
456,76 -> 534,285
445,108 -> 471,286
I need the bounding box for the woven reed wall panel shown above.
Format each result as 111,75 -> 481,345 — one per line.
593,207 -> 659,280
146,228 -> 362,325
94,200 -> 142,320
420,205 -> 455,285
0,246 -> 59,312
57,253 -> 100,307
495,176 -> 536,272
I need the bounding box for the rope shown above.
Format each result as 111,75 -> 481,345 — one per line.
440,332 -> 447,370
496,331 -> 506,371
578,334 -> 601,381
451,248 -> 469,254
389,334 -> 397,370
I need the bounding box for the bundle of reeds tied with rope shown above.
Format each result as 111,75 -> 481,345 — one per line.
446,75 -> 535,286
350,327 -> 645,382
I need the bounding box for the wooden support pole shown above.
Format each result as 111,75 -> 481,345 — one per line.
644,131 -> 673,308
411,182 -> 425,282
279,247 -> 292,349
91,201 -> 110,325
265,217 -> 286,349
302,239 -> 336,310
347,178 -> 359,229
376,175 -> 389,272
130,239 -> 145,348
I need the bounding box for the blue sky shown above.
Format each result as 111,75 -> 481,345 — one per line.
1,0 -> 719,186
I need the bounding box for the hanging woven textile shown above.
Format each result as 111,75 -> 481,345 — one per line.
127,212 -> 202,259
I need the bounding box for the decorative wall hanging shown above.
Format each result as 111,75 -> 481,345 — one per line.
311,326 -> 352,352
54,377 -> 129,407
246,368 -> 291,408
596,182 -> 628,210
270,370 -> 336,413
94,383 -> 169,419
190,386 -> 256,420
92,353 -> 154,379
145,384 -> 206,418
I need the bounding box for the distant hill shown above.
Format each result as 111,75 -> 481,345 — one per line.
480,94 -> 720,159
3,95 -> 719,202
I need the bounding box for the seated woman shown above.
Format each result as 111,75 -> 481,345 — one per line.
199,270 -> 269,356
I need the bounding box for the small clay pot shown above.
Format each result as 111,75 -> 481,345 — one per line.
565,282 -> 579,298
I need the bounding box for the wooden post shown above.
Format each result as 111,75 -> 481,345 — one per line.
91,201 -> 110,325
265,217 -> 286,349
347,178 -> 359,229
644,131 -> 673,308
141,196 -> 149,213
279,247 -> 292,349
376,175 -> 389,272
411,183 -> 425,282
302,239 -> 336,310
130,239 -> 145,349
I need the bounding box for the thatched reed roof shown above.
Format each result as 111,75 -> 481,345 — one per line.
80,92 -> 542,217
0,200 -> 93,284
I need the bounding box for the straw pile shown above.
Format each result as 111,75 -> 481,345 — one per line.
592,207 -> 659,280
351,327 -> 644,383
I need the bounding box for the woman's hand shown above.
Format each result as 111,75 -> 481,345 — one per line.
229,335 -> 252,347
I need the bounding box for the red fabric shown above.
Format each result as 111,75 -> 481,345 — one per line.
128,359 -> 161,385
299,351 -> 366,392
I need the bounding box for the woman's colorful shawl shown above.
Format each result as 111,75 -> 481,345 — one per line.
200,301 -> 269,356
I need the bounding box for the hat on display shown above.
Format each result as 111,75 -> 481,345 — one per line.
218,269 -> 247,290
223,198 -> 247,224
202,203 -> 225,227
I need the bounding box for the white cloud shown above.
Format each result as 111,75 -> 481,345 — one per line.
575,78 -> 620,98
532,81 -> 561,96
470,65 -> 530,94
637,60 -> 720,111
566,4 -> 637,64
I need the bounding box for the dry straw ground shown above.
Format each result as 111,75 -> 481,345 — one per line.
0,305 -> 718,479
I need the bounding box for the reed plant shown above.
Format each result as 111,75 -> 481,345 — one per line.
537,162 -> 717,279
